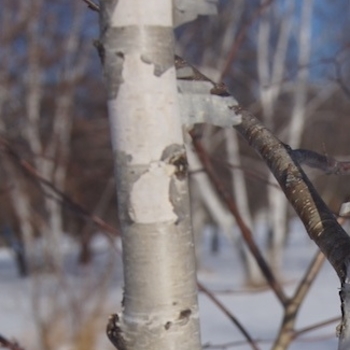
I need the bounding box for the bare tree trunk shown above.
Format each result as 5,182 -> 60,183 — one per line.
99,1 -> 201,349
0,18 -> 34,273
0,158 -> 34,271
338,253 -> 350,349
258,4 -> 291,270
268,0 -> 314,270
21,2 -> 88,271
257,1 -> 311,272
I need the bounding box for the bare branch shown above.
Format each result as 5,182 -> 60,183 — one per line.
212,157 -> 281,189
190,129 -> 287,305
293,148 -> 350,175
81,0 -> 100,12
272,250 -> 325,349
198,282 -> 260,350
0,136 -> 120,241
220,0 -> 274,81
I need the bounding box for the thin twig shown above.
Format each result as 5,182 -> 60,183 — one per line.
198,281 -> 260,350
293,316 -> 340,338
291,251 -> 326,310
0,137 -> 120,242
81,0 -> 100,12
291,217 -> 345,313
203,332 -> 336,349
190,130 -> 287,306
203,338 -> 268,349
213,157 -> 281,189
287,220 -> 345,341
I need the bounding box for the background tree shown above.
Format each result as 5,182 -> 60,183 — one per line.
3,0 -> 350,349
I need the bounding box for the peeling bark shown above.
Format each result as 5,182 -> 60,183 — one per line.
99,1 -> 201,349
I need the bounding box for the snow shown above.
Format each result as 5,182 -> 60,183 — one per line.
0,221 -> 341,349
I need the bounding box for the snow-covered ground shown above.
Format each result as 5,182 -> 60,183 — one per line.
0,220 -> 341,349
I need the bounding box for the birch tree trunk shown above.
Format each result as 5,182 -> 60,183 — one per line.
257,2 -> 292,271
268,0 -> 314,269
0,2 -> 35,272
3,0 -> 84,272
256,0 -> 315,271
99,1 -> 201,349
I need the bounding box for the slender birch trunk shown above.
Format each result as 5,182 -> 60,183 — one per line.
256,1 -> 298,271
225,129 -> 264,285
22,2 -> 88,271
99,1 -> 201,349
268,0 -> 313,269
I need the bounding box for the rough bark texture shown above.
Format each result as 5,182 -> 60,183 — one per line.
234,109 -> 350,280
99,1 -> 201,349
233,109 -> 350,346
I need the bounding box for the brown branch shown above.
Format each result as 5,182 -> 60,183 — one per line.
0,335 -> 24,350
280,222 -> 345,344
272,250 -> 326,349
198,281 -> 260,350
0,137 -> 120,241
190,130 -> 287,305
203,339 -> 267,349
293,316 -> 340,339
293,148 -> 350,175
81,0 -> 100,12
203,332 -> 336,349
291,250 -> 325,310
212,157 -> 281,189
233,110 -> 350,281
220,0 -> 274,81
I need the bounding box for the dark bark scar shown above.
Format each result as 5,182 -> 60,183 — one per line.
106,314 -> 127,350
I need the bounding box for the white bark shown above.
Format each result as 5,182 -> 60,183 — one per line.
256,1 -> 314,270
257,1 -> 293,270
174,0 -> 217,27
225,129 -> 264,285
257,3 -> 273,127
25,0 -> 44,159
279,83 -> 337,140
288,0 -> 313,149
0,123 -> 35,270
266,180 -> 287,269
100,1 -> 201,349
0,4 -> 35,271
